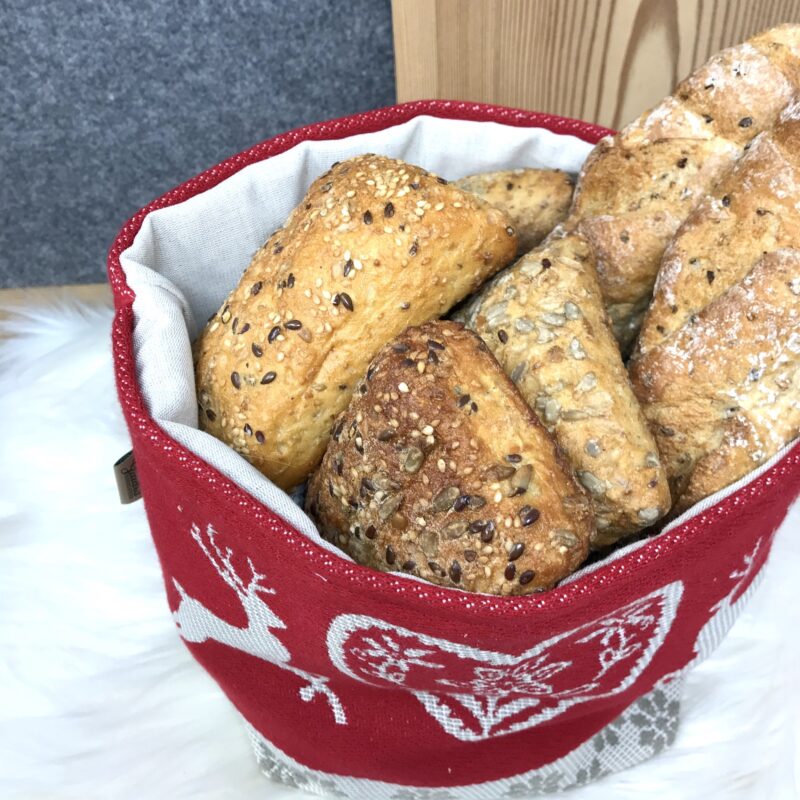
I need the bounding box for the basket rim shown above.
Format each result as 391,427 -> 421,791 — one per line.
107,99 -> 800,615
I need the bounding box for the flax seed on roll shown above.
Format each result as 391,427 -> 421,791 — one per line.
306,321 -> 594,595
194,154 -> 518,490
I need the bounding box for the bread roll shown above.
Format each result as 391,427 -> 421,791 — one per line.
195,155 -> 518,490
636,100 -> 800,357
454,168 -> 573,254
306,321 -> 594,595
563,25 -> 800,349
630,249 -> 800,513
458,234 -> 670,547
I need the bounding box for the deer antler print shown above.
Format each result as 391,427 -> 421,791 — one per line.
173,523 -> 346,724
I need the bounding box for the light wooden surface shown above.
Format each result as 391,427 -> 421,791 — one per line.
392,0 -> 800,130
0,283 -> 111,321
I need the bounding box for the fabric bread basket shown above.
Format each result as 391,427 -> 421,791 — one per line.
108,101 -> 800,798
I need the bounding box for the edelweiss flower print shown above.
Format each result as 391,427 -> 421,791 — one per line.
326,584 -> 683,741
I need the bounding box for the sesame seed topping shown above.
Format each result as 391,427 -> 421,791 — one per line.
251,281 -> 263,296
251,343 -> 263,357
384,202 -> 395,218
230,372 -> 241,389
398,382 -> 410,393
255,431 -> 265,444
261,371 -> 277,384
284,319 -> 303,331
363,210 -> 373,224
268,326 -> 281,343
497,329 -> 508,344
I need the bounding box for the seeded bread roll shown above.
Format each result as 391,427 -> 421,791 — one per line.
630,249 -> 800,513
561,25 -> 800,349
454,169 -> 574,254
635,100 -> 800,358
458,233 -> 671,547
306,321 -> 594,595
195,155 -> 518,490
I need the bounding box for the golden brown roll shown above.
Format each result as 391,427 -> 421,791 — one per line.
630,249 -> 800,513
455,168 -> 574,254
195,154 -> 518,489
458,233 -> 671,547
306,321 -> 594,595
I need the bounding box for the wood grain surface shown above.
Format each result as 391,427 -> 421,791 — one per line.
392,0 -> 800,129
0,284 -> 111,333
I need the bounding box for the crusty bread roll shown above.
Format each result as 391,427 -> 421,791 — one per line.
630,249 -> 800,513
635,100 -> 800,358
561,25 -> 800,349
306,321 -> 594,595
458,234 -> 670,547
195,155 -> 518,490
454,169 -> 573,254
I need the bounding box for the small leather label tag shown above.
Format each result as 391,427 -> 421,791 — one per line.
114,450 -> 142,504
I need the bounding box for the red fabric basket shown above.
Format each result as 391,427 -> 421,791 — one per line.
108,101 -> 800,797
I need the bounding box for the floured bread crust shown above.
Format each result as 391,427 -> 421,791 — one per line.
630,250 -> 800,513
568,25 -> 800,349
636,100 -> 800,357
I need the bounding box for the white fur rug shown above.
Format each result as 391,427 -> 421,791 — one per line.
0,296 -> 798,800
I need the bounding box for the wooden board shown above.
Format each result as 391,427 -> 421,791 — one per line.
392,0 -> 800,130
0,284 -> 112,330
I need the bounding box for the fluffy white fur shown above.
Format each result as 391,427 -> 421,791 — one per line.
0,297 -> 797,800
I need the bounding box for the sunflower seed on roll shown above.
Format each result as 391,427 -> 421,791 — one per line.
457,232 -> 671,547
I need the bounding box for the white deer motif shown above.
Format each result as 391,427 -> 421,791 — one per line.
172,523 -> 346,724
690,536 -> 765,666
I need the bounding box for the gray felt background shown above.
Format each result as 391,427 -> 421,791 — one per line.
0,0 -> 395,288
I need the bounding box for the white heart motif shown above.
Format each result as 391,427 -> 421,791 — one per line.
326,582 -> 683,740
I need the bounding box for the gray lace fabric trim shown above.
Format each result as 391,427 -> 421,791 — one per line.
246,678 -> 682,799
